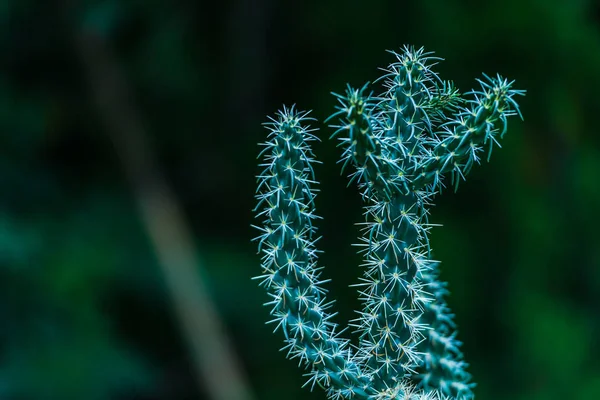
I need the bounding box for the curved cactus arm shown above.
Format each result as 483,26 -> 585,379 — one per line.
411,74 -> 525,193
253,106 -> 374,399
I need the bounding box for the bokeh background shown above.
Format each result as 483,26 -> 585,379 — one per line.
2,0 -> 600,399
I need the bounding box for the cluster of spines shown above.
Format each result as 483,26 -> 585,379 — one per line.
253,45 -> 524,400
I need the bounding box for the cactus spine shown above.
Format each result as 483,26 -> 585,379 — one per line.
253,46 -> 524,400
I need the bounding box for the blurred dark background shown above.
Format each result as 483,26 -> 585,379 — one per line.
2,0 -> 600,399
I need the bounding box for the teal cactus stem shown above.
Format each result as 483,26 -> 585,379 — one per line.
253,46 -> 524,400
252,107 -> 373,399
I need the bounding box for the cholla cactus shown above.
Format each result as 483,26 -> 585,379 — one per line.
252,46 -> 524,400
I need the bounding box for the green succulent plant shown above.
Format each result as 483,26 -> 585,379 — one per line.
252,45 -> 524,400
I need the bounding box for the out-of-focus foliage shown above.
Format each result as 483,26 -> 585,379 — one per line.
1,0 -> 599,399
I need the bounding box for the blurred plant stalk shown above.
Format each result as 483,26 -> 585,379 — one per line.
71,18 -> 254,400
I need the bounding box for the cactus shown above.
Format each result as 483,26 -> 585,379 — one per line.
252,46 -> 524,400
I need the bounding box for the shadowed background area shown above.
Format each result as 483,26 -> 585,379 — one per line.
1,0 -> 600,399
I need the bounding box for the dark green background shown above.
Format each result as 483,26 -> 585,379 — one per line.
1,0 -> 599,399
